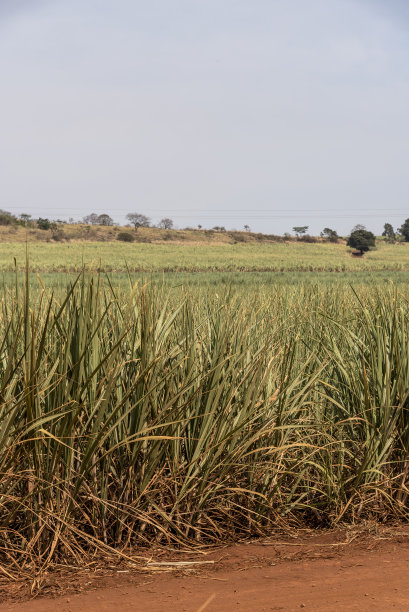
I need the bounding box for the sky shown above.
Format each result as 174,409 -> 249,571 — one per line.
1,0 -> 409,234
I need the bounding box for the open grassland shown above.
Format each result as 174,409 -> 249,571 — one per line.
2,239 -> 409,275
2,268 -> 409,580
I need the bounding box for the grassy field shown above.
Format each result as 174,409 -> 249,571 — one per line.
2,239 -> 409,580
3,238 -> 409,274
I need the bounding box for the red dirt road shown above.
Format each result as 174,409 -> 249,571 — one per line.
1,528 -> 409,611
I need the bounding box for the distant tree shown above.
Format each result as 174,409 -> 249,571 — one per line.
244,224 -> 251,232
83,213 -> 100,225
398,219 -> 409,242
97,214 -> 114,226
126,213 -> 150,229
382,223 -> 395,242
0,209 -> 15,225
320,227 -> 338,243
37,218 -> 51,230
351,224 -> 366,232
19,213 -> 32,226
158,218 -> 173,229
197,224 -> 202,230
293,226 -> 308,236
347,229 -> 376,255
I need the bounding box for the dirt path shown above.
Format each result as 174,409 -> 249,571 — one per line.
1,528 -> 409,611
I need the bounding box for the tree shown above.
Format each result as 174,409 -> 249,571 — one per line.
347,229 -> 376,255
83,213 -> 100,225
97,214 -> 114,226
158,218 -> 173,229
0,209 -> 15,225
126,213 -> 150,229
351,224 -> 366,232
244,224 -> 251,232
382,223 -> 395,242
293,226 -> 308,236
37,218 -> 52,230
19,213 -> 32,226
399,219 -> 409,242
320,227 -> 338,243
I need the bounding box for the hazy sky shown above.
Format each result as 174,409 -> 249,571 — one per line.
1,0 -> 409,234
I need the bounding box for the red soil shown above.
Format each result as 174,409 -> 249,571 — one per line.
1,527 -> 409,611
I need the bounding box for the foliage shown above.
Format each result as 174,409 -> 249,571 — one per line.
37,217 -> 52,230
320,227 -> 338,242
117,231 -> 135,242
347,229 -> 376,254
1,272 -> 409,580
399,218 -> 409,242
382,223 -> 395,242
158,218 -> 173,229
0,209 -> 16,225
293,225 -> 308,236
98,213 -> 114,226
83,213 -> 100,225
296,234 -> 318,243
83,213 -> 114,226
19,213 -> 32,226
126,213 -> 150,229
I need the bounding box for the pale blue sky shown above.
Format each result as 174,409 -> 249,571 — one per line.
1,0 -> 408,234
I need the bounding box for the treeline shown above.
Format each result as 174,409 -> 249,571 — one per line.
2,209 -> 409,244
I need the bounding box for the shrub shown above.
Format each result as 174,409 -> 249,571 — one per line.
52,229 -> 68,242
37,218 -> 52,230
117,232 -> 135,242
297,234 -> 318,243
0,209 -> 16,225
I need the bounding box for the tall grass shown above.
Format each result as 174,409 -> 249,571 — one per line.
3,240 -> 409,274
1,271 -> 409,576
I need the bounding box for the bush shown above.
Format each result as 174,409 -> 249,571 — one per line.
37,218 -> 52,230
0,210 -> 16,225
51,229 -> 68,242
228,232 -> 247,242
117,232 -> 135,243
297,234 -> 318,243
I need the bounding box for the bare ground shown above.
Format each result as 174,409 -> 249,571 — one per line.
1,526 -> 409,611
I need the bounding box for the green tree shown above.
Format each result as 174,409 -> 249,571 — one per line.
37,218 -> 51,230
293,226 -> 308,236
19,213 -> 32,226
347,229 -> 376,255
399,218 -> 409,242
320,227 -> 338,242
382,223 -> 395,242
